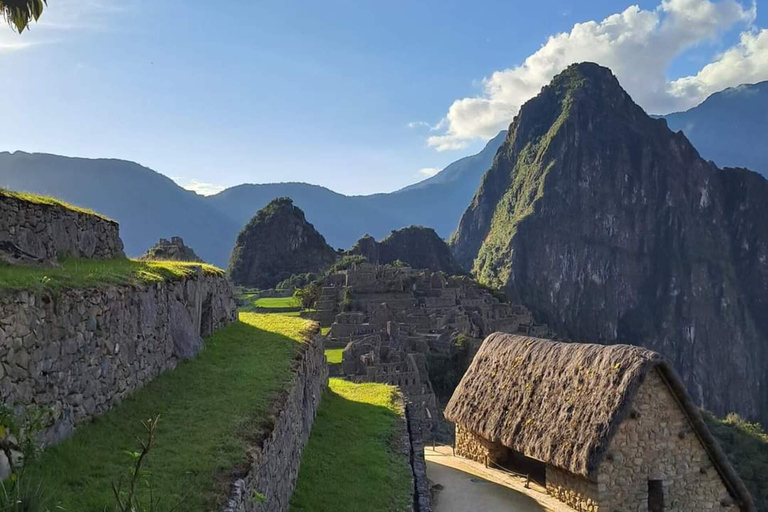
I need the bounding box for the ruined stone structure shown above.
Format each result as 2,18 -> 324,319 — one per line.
0,269 -> 237,445
321,263 -> 545,435
446,333 -> 755,512
0,190 -> 124,265
140,236 -> 203,262
226,331 -> 328,512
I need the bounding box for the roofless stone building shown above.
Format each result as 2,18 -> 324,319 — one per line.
445,333 -> 755,512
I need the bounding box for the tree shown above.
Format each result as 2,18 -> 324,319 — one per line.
1,0 -> 46,33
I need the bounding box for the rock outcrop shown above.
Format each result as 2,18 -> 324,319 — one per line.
452,62 -> 768,423
228,198 -> 338,289
348,226 -> 463,274
140,236 -> 204,262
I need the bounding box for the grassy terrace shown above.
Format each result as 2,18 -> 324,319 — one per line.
0,258 -> 223,292
290,378 -> 412,512
254,296 -> 300,308
324,348 -> 344,364
26,313 -> 315,511
0,188 -> 110,220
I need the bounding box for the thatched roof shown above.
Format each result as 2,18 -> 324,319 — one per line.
444,333 -> 755,511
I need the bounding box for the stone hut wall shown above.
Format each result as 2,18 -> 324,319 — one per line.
225,334 -> 328,512
546,466 -> 599,511
0,193 -> 124,264
0,271 -> 236,445
454,424 -> 508,466
597,368 -> 739,512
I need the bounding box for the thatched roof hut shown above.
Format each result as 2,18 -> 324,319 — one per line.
445,333 -> 755,512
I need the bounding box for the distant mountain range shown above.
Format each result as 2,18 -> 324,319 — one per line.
0,80 -> 764,270
0,132 -> 506,268
663,81 -> 768,177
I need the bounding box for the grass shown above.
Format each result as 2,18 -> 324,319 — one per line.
0,258 -> 223,292
324,348 -> 344,364
254,296 -> 300,308
289,379 -> 412,512
320,326 -> 331,336
25,313 -> 316,511
0,188 -> 111,220
704,412 -> 768,510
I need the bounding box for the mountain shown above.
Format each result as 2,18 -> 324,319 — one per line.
663,81 -> 768,178
204,183 -> 405,251
204,133 -> 506,248
348,226 -> 463,274
0,152 -> 239,267
452,62 -> 768,424
228,198 -> 338,289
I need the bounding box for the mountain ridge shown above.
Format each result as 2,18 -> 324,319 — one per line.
452,62 -> 768,424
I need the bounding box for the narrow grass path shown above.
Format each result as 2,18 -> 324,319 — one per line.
26,313 -> 315,511
290,378 -> 412,512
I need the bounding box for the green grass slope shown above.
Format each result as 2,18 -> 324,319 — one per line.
26,313 -> 316,511
290,378 -> 412,512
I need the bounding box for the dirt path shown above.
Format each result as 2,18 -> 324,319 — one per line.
425,446 -> 575,512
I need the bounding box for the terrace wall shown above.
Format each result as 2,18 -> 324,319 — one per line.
0,192 -> 124,264
226,332 -> 328,512
0,270 -> 236,445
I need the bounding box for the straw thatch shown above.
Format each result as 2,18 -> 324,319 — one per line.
444,333 -> 755,511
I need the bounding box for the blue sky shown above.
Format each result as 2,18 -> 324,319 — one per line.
0,0 -> 766,195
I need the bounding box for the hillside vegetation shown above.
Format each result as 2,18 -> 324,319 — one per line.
26,313 -> 315,511
228,198 -> 338,289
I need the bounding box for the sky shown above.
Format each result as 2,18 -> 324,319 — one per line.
0,0 -> 766,196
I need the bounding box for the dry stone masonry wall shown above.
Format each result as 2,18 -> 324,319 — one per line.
0,192 -> 124,265
597,368 -> 739,512
226,333 -> 328,512
0,270 -> 236,445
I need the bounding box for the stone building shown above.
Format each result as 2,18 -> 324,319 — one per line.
445,333 -> 755,512
321,262 -> 547,436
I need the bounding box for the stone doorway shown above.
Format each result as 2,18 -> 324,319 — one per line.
494,447 -> 546,487
648,480 -> 664,512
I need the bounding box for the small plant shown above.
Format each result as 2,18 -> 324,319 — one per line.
294,282 -> 321,310
112,416 -> 185,512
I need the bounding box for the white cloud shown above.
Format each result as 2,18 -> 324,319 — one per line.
428,0 -> 762,151
173,178 -> 226,196
407,121 -> 431,129
417,167 -> 441,178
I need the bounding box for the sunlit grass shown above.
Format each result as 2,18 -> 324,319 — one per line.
324,348 -> 343,364
290,379 -> 412,512
0,188 -> 110,220
25,313 -> 316,511
0,258 -> 224,292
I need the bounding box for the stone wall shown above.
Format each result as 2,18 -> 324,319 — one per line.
405,404 -> 432,512
546,466 -> 599,511
0,270 -> 236,444
0,192 -> 124,264
226,333 -> 328,512
597,368 -> 740,512
454,424 -> 507,466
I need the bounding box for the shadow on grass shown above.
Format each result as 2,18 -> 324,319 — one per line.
290,379 -> 412,512
25,314 -> 311,512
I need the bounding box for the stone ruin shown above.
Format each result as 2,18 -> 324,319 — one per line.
140,236 -> 204,262
320,262 -> 549,436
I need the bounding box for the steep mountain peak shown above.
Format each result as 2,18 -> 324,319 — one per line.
228,197 -> 338,289
451,63 -> 768,425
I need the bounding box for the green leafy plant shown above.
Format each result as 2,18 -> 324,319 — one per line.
1,0 -> 46,34
112,416 -> 185,512
293,282 -> 320,310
